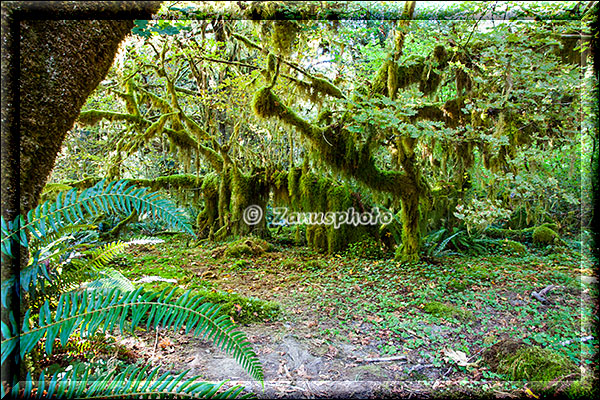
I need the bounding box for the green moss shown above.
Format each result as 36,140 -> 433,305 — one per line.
225,243 -> 252,258
423,301 -> 473,321
532,225 -> 560,246
192,288 -> 280,324
371,60 -> 390,95
218,236 -> 274,259
267,52 -> 276,75
310,76 -> 344,99
566,375 -> 599,399
271,20 -> 299,55
497,346 -> 577,382
252,86 -> 281,119
504,239 -> 528,254
287,167 -> 302,210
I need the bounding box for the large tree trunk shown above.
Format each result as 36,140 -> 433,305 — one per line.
1,1 -> 161,388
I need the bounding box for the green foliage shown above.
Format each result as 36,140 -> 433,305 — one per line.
0,182 -> 262,397
8,364 -> 250,399
496,346 -> 577,382
1,180 -> 194,259
345,235 -> 384,259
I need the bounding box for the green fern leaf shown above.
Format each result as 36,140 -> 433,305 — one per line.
2,288 -> 263,382
1,180 -> 195,260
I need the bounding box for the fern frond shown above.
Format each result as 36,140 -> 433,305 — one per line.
0,179 -> 195,258
435,230 -> 463,256
80,240 -> 130,270
84,268 -> 135,292
13,365 -> 252,399
2,288 -> 263,382
29,222 -> 98,254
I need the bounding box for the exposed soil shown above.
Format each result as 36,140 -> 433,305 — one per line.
111,238 -> 598,398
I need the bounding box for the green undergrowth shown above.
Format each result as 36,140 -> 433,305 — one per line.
212,236 -> 274,258
496,345 -> 577,381
140,281 -> 280,324
422,301 -> 474,321
113,232 -> 596,391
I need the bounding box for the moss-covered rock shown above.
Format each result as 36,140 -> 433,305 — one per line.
532,225 -> 560,246
212,236 -> 274,259
483,339 -> 578,385
504,239 -> 528,254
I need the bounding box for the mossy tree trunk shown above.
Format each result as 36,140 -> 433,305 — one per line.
1,1 -> 160,387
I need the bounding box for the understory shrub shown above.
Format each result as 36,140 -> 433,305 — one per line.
0,180 -> 263,397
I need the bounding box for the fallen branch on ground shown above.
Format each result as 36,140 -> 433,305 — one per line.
559,335 -> 594,346
356,355 -> 408,363
531,285 -> 556,304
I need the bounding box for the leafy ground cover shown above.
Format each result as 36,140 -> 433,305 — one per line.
108,233 -> 598,398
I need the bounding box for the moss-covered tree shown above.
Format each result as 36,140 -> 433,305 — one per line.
1,1 -> 160,386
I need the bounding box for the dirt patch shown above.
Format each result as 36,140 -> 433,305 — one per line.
121,321 -> 443,398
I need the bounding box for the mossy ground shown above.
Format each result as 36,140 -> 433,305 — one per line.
108,233 -> 597,398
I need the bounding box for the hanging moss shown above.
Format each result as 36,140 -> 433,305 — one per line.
309,76 -> 344,99
271,170 -> 290,204
299,171 -> 326,211
387,60 -> 399,98
217,165 -> 232,227
267,52 -> 276,75
287,166 -> 302,210
317,109 -> 333,125
252,86 -> 282,119
271,20 -> 299,55
371,60 -> 390,96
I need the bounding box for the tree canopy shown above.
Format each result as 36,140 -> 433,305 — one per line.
46,1 -> 595,262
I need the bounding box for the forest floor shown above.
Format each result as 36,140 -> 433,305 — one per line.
109,234 -> 598,399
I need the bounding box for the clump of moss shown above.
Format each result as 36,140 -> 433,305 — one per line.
252,86 -> 281,119
271,20 -> 299,55
533,225 -> 560,246
483,338 -> 526,370
213,236 -> 274,258
423,301 -> 473,321
496,346 -> 577,382
503,239 -> 528,255
196,289 -> 280,324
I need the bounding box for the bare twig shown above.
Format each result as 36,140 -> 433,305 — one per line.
357,355 -> 408,363
559,335 -> 594,346
152,326 -> 159,357
407,363 -> 434,374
